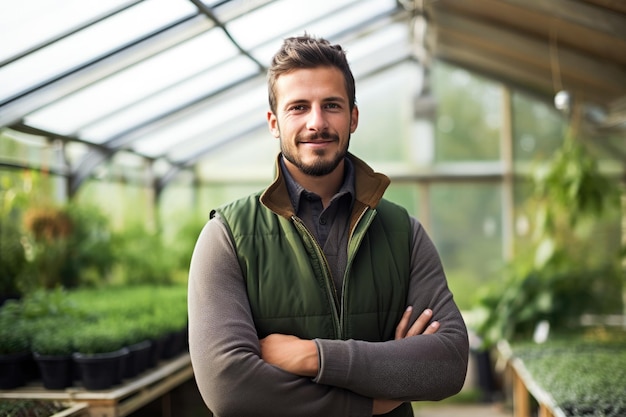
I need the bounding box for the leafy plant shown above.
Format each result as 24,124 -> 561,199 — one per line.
72,323 -> 126,355
473,135 -> 623,348
31,324 -> 75,356
0,319 -> 30,354
0,174 -> 30,298
111,224 -> 176,285
22,203 -> 115,290
0,287 -> 92,321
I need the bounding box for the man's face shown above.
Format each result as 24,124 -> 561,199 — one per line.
267,66 -> 359,177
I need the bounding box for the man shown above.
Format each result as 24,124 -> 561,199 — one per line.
188,34 -> 468,417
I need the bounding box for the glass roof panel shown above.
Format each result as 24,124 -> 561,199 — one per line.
0,0 -> 197,103
226,0 -> 358,50
1,0 -> 416,171
0,0 -> 135,63
79,56 -> 259,144
342,22 -> 411,78
167,107 -> 266,164
131,83 -> 267,158
249,0 -> 400,66
24,28 -> 239,136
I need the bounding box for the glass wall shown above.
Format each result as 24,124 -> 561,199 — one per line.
2,59 -> 622,310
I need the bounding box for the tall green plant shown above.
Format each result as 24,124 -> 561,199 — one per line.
473,134 -> 623,348
111,224 -> 176,285
0,174 -> 30,297
22,202 -> 115,289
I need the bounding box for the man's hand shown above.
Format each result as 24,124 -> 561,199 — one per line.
373,307 -> 440,415
260,308 -> 440,414
395,307 -> 439,339
260,334 -> 319,377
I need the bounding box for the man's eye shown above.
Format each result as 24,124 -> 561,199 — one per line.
325,103 -> 340,109
289,105 -> 306,111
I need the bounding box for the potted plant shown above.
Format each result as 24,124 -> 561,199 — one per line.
72,323 -> 128,390
0,319 -> 31,389
0,220 -> 26,305
32,323 -> 76,390
118,319 -> 153,379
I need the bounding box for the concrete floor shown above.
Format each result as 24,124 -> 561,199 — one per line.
413,403 -> 512,417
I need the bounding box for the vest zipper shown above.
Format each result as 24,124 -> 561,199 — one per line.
341,206 -> 376,338
291,216 -> 341,338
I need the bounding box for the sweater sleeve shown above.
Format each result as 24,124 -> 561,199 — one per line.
313,217 -> 469,401
188,216 -> 373,417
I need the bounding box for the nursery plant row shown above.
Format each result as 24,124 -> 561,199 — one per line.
509,328 -> 626,417
0,285 -> 189,391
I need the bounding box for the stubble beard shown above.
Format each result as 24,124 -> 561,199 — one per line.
281,131 -> 349,177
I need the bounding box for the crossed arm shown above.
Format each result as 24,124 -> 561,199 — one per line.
189,216 -> 469,416
260,307 -> 440,415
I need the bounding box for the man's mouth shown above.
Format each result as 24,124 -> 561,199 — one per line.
299,132 -> 338,144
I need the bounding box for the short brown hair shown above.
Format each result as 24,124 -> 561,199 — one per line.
267,34 -> 356,114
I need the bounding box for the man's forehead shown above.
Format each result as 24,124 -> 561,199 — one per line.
274,67 -> 348,100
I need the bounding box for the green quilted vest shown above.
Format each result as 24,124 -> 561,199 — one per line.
213,191 -> 415,416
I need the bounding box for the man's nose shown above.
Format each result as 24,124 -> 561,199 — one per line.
306,105 -> 328,131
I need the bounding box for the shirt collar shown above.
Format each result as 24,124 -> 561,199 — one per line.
279,155 -> 355,213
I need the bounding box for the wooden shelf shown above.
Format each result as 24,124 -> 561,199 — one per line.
0,354 -> 194,417
498,341 -> 566,417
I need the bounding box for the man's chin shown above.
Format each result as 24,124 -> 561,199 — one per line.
300,157 -> 342,177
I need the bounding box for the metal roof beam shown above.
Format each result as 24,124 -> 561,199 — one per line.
0,1 -> 142,67
0,15 -> 212,127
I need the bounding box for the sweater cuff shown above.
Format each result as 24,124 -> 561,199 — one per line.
313,338 -> 350,386
313,339 -> 374,416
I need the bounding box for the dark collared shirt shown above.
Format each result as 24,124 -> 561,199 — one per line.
280,156 -> 355,298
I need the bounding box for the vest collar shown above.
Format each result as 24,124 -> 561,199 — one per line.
260,153 -> 390,220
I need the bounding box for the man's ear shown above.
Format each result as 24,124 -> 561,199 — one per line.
267,111 -> 280,138
350,105 -> 359,134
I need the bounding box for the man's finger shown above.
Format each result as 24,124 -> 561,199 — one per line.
422,321 -> 440,335
405,308 -> 433,337
394,306 -> 413,340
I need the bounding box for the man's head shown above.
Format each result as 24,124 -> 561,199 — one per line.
267,34 -> 356,115
266,35 -> 359,179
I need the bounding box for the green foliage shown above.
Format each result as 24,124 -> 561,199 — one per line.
0,220 -> 26,296
0,285 -> 187,357
68,284 -> 187,341
31,324 -> 75,356
72,322 -> 127,355
511,329 -> 626,417
0,320 -> 30,354
0,174 -> 29,297
473,259 -> 622,346
111,224 -> 177,285
21,202 -> 115,290
0,400 -> 67,417
168,213 -> 207,273
0,287 -> 92,321
473,135 -> 623,348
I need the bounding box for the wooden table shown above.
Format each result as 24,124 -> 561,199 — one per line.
0,354 -> 194,417
498,342 -> 566,417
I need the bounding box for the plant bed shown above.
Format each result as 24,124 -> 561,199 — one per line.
0,321 -> 32,389
0,399 -> 87,417
0,285 -> 188,391
507,327 -> 626,417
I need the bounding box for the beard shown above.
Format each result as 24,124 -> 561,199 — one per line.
281,131 -> 348,177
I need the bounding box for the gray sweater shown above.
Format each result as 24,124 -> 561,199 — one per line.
188,214 -> 469,417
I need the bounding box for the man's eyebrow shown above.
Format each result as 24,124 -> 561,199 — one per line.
282,96 -> 347,108
323,96 -> 347,103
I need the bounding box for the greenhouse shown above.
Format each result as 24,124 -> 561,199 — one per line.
1,1 -> 625,416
